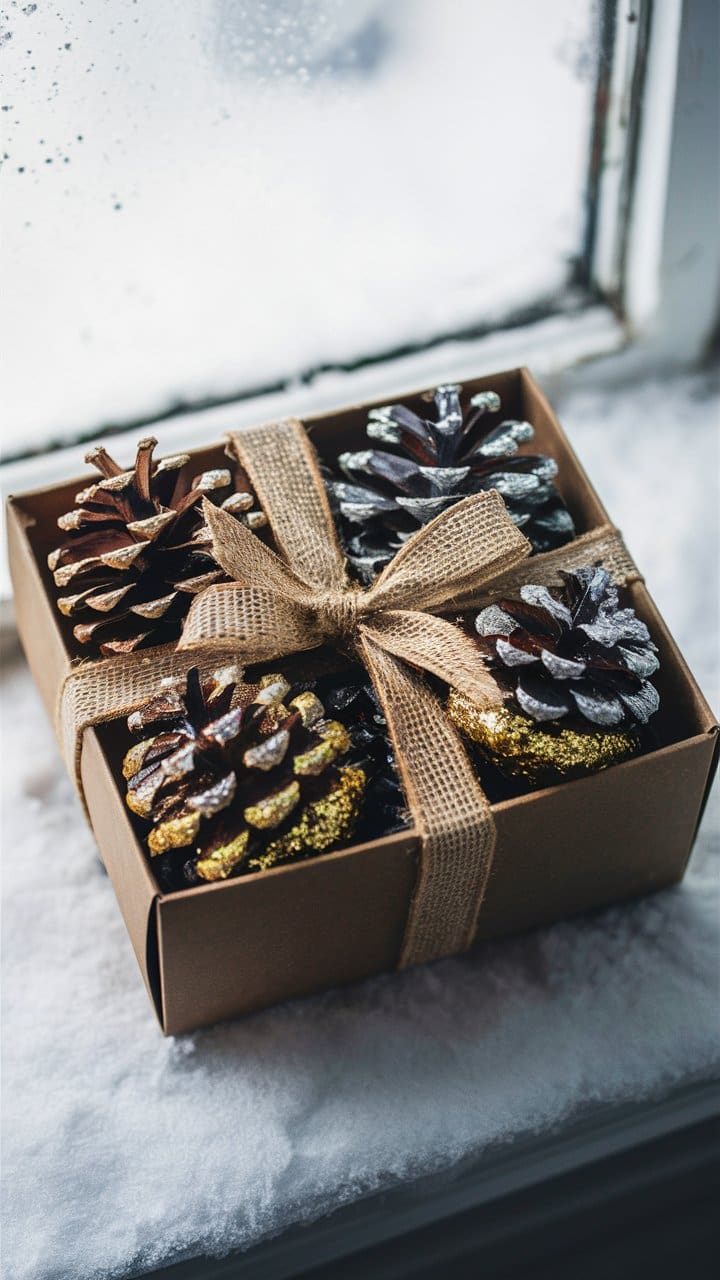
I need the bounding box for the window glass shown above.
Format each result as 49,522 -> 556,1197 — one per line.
2,0 -> 599,451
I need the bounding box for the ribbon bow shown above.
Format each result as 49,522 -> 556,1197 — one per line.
179,461 -> 531,706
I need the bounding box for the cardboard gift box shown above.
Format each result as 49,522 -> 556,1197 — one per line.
7,368 -> 719,1035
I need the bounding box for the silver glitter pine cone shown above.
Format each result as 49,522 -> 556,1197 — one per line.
325,383 -> 575,583
449,566 -> 660,784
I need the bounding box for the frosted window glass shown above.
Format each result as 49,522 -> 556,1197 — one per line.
2,0 -> 598,450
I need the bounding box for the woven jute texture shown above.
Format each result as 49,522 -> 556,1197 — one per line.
230,420 -> 348,591
177,428 -> 523,966
360,635 -> 496,965
58,414 -> 641,966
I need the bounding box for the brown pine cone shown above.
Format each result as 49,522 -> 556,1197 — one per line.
48,437 -> 265,656
123,666 -> 366,886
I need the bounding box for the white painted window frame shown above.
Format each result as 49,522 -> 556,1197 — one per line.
593,0 -> 719,361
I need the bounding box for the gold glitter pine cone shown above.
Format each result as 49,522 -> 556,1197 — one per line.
123,666 -> 366,887
447,689 -> 639,786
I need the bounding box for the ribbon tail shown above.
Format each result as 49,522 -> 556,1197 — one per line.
359,631 -> 497,968
227,422 -> 348,591
360,611 -> 503,710
448,524 -> 642,610
178,583 -> 325,662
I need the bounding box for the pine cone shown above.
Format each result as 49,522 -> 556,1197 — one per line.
48,437 -> 265,656
297,668 -> 408,841
325,384 -> 575,583
123,665 -> 366,888
475,567 -> 660,727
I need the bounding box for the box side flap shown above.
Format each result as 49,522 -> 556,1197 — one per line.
482,729 -> 719,941
690,723 -> 720,852
630,581 -> 718,737
5,496 -> 70,724
81,727 -> 163,1023
520,369 -> 717,741
157,830 -> 419,1035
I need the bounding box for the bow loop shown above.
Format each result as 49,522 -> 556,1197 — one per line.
184,487 -> 532,661
366,490 -> 531,614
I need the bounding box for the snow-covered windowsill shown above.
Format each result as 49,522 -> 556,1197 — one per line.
1,358 -> 718,1280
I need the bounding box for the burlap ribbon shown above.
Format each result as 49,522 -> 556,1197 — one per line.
57,415 -> 641,967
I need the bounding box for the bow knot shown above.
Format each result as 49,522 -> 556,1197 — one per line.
315,587 -> 364,647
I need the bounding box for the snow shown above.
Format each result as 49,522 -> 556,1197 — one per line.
1,367 -> 718,1279
1,0 -> 597,451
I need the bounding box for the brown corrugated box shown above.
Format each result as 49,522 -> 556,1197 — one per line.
7,369 -> 719,1034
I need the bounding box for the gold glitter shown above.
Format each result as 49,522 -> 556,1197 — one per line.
244,779 -> 301,829
246,511 -> 267,530
125,741 -> 174,818
248,766 -> 366,871
51,554 -> 100,586
129,592 -> 177,620
220,491 -> 255,514
148,810 -> 201,855
57,509 -> 85,532
126,789 -> 155,819
293,721 -> 351,776
447,691 -> 638,786
122,737 -> 155,781
99,543 -> 146,571
126,511 -> 177,541
288,691 -> 325,728
195,830 -> 249,881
